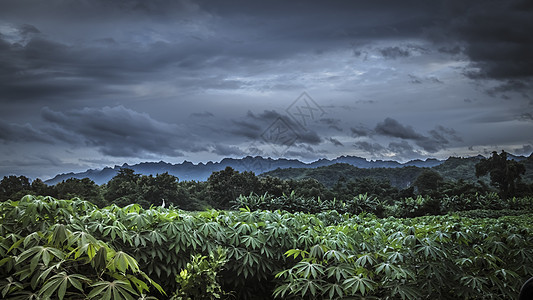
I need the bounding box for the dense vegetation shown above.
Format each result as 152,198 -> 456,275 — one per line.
2,152 -> 532,212
1,151 -> 532,298
1,195 -> 532,299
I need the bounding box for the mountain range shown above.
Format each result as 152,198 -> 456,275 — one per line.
45,155 -> 444,185
44,153 -> 532,186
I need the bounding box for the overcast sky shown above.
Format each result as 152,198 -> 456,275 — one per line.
1,0 -> 532,179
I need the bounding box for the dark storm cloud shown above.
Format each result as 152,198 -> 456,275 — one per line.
231,110 -> 322,145
285,143 -> 327,160
0,34 -> 170,101
375,118 -> 424,140
350,126 -> 372,137
319,118 -> 341,125
379,47 -> 410,59
447,0 -> 533,81
0,0 -> 529,104
408,74 -> 443,84
211,144 -> 244,156
328,137 -> 344,147
0,0 -> 446,105
486,80 -> 532,98
354,141 -> 385,155
19,24 -> 40,35
190,111 -> 215,118
388,141 -> 418,157
40,106 -> 196,157
414,126 -> 461,153
430,126 -> 462,142
408,75 -> 423,84
0,25 -> 261,103
0,0 -> 531,179
374,118 -> 461,153
230,120 -> 263,139
438,45 -> 462,55
0,120 -> 50,143
319,118 -> 343,132
518,113 -> 533,122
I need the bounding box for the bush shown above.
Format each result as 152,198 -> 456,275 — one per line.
452,209 -> 532,219
2,195 -> 532,299
395,195 -> 442,217
171,248 -> 228,300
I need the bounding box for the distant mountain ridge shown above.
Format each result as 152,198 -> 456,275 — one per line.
45,153 -> 533,186
45,155 -> 445,185
261,154 -> 533,188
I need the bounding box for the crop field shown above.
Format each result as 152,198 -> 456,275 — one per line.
1,195 -> 532,299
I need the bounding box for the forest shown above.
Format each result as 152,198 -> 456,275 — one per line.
1,151 -> 532,299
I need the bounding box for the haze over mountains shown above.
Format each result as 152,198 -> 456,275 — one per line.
44,153 -> 530,185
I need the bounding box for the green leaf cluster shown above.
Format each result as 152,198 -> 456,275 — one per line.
2,195 -> 532,299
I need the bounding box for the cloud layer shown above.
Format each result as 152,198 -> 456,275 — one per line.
0,0 -> 532,178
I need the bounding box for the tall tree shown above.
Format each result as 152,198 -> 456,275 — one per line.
55,178 -> 105,207
207,167 -> 260,208
475,150 -> 526,200
104,168 -> 141,206
31,178 -> 58,197
138,172 -> 181,208
413,169 -> 444,196
0,175 -> 31,201
259,176 -> 290,197
287,178 -> 332,200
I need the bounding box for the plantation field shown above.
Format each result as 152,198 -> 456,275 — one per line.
1,195 -> 532,299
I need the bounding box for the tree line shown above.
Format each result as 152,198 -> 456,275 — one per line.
1,151 -> 531,211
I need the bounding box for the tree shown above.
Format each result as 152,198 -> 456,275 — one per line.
332,176 -> 399,203
0,175 -> 31,201
288,177 -> 334,200
138,172 -> 181,208
178,180 -> 211,210
103,168 -> 141,206
207,167 -> 260,208
30,178 -> 58,197
259,176 -> 290,197
413,169 -> 444,196
475,150 -> 526,200
55,178 -> 105,207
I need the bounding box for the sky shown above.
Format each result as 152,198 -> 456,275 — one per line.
1,0 -> 532,180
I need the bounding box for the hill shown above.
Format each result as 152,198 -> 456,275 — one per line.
261,154 -> 533,188
44,155 -> 443,185
261,163 -> 422,189
44,153 -> 533,186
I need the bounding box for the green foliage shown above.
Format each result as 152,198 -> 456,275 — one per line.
172,248 -> 228,300
453,208 -> 532,218
137,172 -> 182,208
396,195 -> 442,217
2,195 -> 533,299
0,195 -> 164,300
101,169 -> 204,209
332,176 -> 403,204
232,192 -> 385,217
233,191 -> 533,218
56,178 -> 105,207
433,156 -> 483,182
476,150 -> 526,199
262,163 -> 422,189
275,214 -> 533,299
207,167 -> 260,208
0,175 -> 32,202
104,168 -> 142,206
286,178 -> 333,201
413,169 -> 444,196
